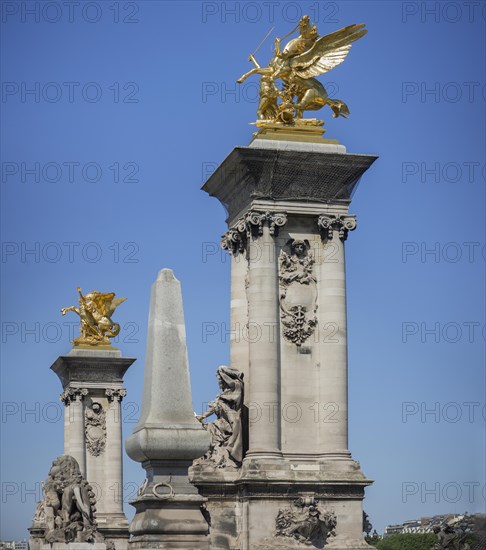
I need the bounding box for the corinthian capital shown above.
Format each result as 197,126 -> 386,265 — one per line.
318,214 -> 357,241
246,210 -> 287,237
221,210 -> 287,255
105,388 -> 127,402
60,387 -> 88,405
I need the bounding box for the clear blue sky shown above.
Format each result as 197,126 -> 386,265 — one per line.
1,0 -> 485,540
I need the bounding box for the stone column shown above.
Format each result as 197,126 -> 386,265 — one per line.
71,393 -> 86,476
317,214 -> 356,456
61,388 -> 88,477
245,211 -> 286,460
63,400 -> 70,456
104,388 -> 127,520
230,252 -> 250,382
222,222 -> 250,393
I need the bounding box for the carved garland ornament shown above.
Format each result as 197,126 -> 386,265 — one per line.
279,239 -> 318,346
275,497 -> 337,545
221,210 -> 287,255
85,402 -> 106,457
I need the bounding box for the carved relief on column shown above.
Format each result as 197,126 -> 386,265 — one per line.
317,214 -> 357,240
60,387 -> 88,405
84,402 -> 106,457
221,210 -> 288,255
105,388 -> 127,402
279,239 -> 318,346
275,497 -> 337,546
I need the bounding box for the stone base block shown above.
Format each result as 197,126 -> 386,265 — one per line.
128,536 -> 209,549
191,457 -> 372,550
128,494 -> 209,550
253,541 -> 373,550
97,513 -> 129,549
41,544 -> 107,550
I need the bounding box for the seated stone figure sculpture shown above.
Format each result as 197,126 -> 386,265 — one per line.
31,455 -> 103,544
195,365 -> 244,469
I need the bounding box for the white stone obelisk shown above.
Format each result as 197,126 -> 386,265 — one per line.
125,269 -> 210,549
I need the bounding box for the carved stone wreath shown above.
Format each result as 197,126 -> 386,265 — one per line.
84,402 -> 106,457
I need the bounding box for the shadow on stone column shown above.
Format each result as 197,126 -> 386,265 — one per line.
125,269 -> 211,549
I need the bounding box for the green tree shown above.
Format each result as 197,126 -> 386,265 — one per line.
371,533 -> 437,550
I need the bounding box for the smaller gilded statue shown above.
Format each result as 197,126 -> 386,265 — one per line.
61,287 -> 126,347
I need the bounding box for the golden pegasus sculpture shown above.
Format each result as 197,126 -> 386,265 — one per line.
237,16 -> 367,130
61,287 -> 126,347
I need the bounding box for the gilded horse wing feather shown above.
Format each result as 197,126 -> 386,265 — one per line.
290,23 -> 367,79
105,297 -> 127,317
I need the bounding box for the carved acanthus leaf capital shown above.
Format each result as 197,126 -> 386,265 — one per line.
221,210 -> 288,255
60,387 -> 88,405
105,388 -> 127,402
246,210 -> 287,237
318,214 -> 357,240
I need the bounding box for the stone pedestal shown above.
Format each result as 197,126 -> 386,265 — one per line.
41,545 -> 107,550
196,138 -> 378,549
51,348 -> 136,549
125,269 -> 210,549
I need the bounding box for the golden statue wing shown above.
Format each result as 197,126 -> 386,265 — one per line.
291,23 -> 367,79
105,296 -> 127,317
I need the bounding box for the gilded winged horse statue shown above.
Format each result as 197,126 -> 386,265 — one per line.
61,287 -> 126,346
237,16 -> 367,127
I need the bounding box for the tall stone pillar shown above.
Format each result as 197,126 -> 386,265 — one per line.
104,389 -> 128,531
61,387 -> 88,477
246,214 -> 286,459
225,241 -> 249,388
51,348 -> 135,549
198,137 -> 378,550
316,214 -> 357,457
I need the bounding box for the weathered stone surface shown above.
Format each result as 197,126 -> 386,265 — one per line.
31,455 -> 103,546
126,269 -> 209,461
41,544 -> 107,550
125,269 -> 210,549
49,349 -> 135,548
197,142 -> 377,549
